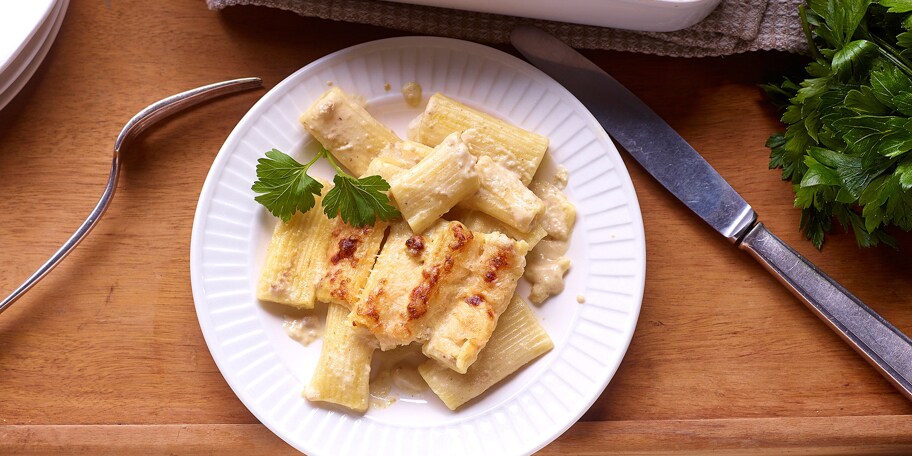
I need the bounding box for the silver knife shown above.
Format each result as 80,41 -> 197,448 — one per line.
511,26 -> 912,401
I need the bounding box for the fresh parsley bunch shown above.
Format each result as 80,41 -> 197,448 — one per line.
764,0 -> 912,248
251,148 -> 400,227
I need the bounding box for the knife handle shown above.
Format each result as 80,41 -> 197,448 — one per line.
739,222 -> 912,400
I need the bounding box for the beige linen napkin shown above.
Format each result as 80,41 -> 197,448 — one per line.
207,0 -> 806,57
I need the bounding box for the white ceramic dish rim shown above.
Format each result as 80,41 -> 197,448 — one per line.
381,0 -> 723,32
190,36 -> 646,455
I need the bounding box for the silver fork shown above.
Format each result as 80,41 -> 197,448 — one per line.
0,77 -> 263,314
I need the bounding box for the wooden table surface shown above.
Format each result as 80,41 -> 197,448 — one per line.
1,2 -> 911,455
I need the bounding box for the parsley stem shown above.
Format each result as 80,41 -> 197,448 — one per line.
799,5 -> 822,62
321,148 -> 355,179
872,36 -> 912,78
856,23 -> 912,78
301,149 -> 322,170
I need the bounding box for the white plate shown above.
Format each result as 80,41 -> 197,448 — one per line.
191,37 -> 646,456
0,0 -> 67,113
383,0 -> 722,32
0,0 -> 56,76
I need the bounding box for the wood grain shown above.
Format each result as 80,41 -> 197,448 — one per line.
3,417 -> 912,455
0,0 -> 910,454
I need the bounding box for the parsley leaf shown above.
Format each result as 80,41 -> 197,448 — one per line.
832,40 -> 879,80
251,149 -> 324,222
844,86 -> 889,114
251,147 -> 400,227
319,149 -> 400,227
764,0 -> 912,248
831,115 -> 912,158
881,0 -> 912,13
323,174 -> 400,227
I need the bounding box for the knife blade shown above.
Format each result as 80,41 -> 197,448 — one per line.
510,25 -> 912,401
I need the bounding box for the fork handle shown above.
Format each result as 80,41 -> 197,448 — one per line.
739,222 -> 912,400
0,77 -> 262,315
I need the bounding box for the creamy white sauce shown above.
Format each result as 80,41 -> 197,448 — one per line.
313,94 -> 366,152
402,81 -> 422,107
369,345 -> 428,408
369,373 -> 396,409
283,315 -> 322,346
525,164 -> 576,304
460,128 -> 522,176
525,240 -> 571,304
442,132 -> 478,184
530,165 -> 575,241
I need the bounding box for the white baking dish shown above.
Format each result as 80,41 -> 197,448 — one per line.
383,0 -> 723,32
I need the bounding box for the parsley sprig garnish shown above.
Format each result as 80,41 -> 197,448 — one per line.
763,0 -> 912,249
252,147 -> 399,227
252,149 -> 325,223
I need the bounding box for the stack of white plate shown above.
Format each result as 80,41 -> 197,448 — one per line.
0,0 -> 69,113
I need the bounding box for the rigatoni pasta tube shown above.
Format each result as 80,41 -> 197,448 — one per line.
458,155 -> 544,233
350,221 -> 475,351
378,140 -> 432,165
419,294 -> 553,410
407,93 -> 548,184
256,183 -> 334,308
389,132 -> 480,234
315,219 -> 388,309
299,87 -> 400,176
422,232 -> 529,373
454,209 -> 548,250
363,141 -> 432,183
305,303 -> 375,412
349,222 -> 431,350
